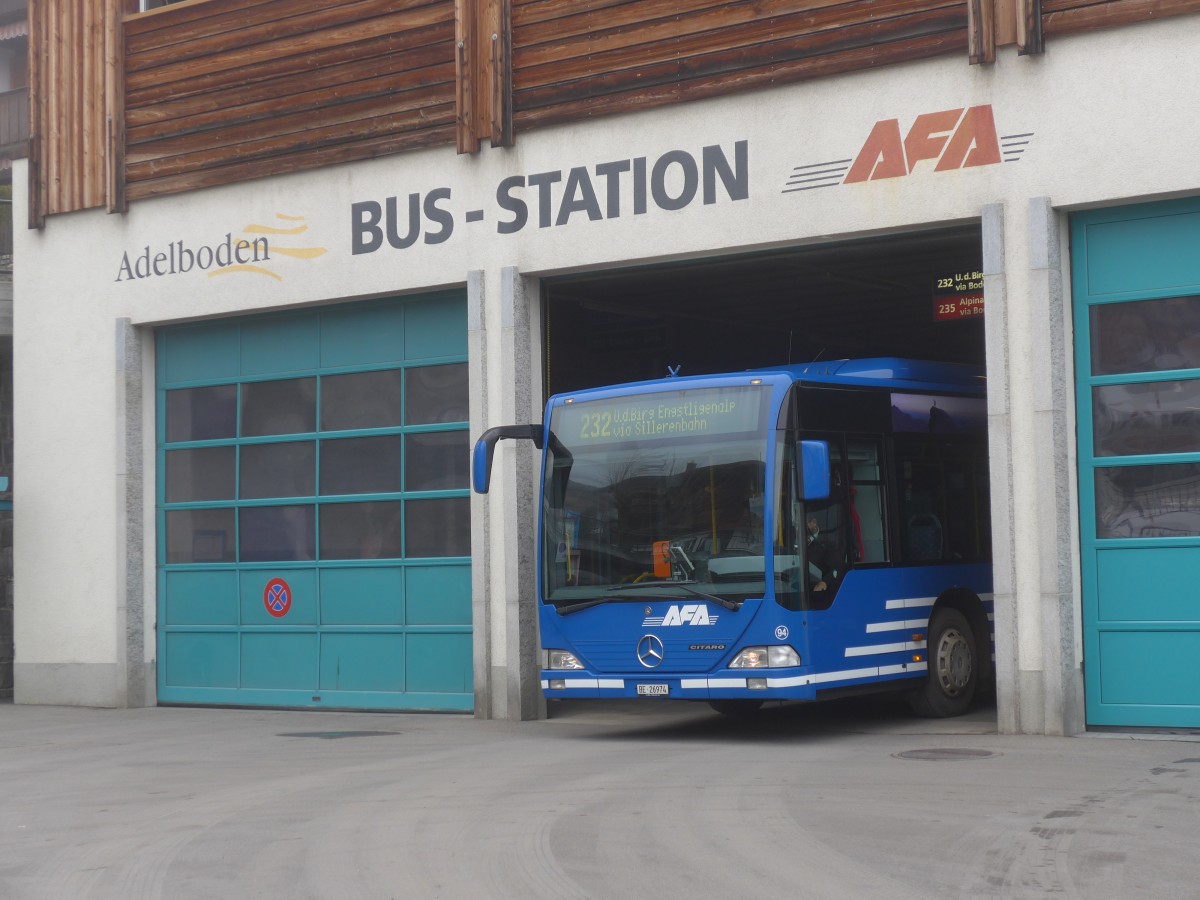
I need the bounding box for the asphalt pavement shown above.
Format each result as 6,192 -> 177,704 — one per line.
2,695 -> 1198,899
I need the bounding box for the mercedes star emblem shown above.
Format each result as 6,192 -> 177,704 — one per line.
637,634 -> 665,668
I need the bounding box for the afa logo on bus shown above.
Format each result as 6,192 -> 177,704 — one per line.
643,604 -> 720,627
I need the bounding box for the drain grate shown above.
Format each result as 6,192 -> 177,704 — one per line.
894,748 -> 997,761
277,731 -> 401,740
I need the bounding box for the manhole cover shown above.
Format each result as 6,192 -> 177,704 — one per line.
277,731 -> 400,740
894,748 -> 997,761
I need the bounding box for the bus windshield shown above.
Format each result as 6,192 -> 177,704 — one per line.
542,384 -> 773,605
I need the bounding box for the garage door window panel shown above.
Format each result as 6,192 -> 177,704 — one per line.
321,501 -> 403,560
166,446 -> 235,503
239,505 -> 315,562
320,436 -> 402,496
166,508 -> 235,564
1090,296 -> 1200,376
240,441 -> 315,499
241,378 -> 316,436
406,497 -> 470,558
405,364 -> 468,424
406,431 -> 469,491
1095,463 -> 1200,539
321,370 -> 403,431
166,384 -> 237,442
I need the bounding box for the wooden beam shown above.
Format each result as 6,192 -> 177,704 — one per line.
27,0 -> 44,228
455,0 -> 479,153
1017,0 -> 1044,53
968,0 -> 996,63
489,0 -> 512,147
995,0 -> 1018,45
107,0 -> 127,213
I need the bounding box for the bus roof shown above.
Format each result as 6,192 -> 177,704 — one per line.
755,357 -> 986,393
550,358 -> 985,404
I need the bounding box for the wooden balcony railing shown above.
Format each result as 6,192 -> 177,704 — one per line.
0,87 -> 28,159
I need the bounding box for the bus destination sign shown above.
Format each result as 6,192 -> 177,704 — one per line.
557,386 -> 766,445
933,270 -> 984,322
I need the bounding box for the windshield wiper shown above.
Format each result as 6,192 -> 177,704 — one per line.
556,580 -> 742,616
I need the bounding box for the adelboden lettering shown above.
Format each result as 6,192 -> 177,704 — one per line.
115,234 -> 269,282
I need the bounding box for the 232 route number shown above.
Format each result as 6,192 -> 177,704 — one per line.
579,412 -> 613,439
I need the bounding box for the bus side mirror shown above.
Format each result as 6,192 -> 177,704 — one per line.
472,424 -> 543,494
799,440 -> 831,501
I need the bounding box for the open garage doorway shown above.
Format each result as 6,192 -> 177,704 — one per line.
542,225 -> 984,395
535,222 -> 998,723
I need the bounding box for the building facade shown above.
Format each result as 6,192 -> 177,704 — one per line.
12,0 -> 1200,732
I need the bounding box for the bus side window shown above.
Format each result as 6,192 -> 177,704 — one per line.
847,439 -> 887,563
803,441 -> 847,609
895,437 -> 990,564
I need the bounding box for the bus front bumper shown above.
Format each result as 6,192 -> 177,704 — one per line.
540,663 -> 927,701
540,672 -> 823,701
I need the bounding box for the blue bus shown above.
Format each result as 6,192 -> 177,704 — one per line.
473,358 -> 993,717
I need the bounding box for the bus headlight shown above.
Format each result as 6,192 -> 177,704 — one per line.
729,646 -> 801,668
544,649 -> 585,670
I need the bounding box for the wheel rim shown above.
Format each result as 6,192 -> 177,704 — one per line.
934,627 -> 973,697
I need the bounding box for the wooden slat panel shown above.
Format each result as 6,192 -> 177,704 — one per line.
126,0 -> 449,72
513,0 -> 955,90
124,0 -> 281,38
1042,0 -> 1200,33
125,123 -> 456,201
123,0 -> 457,199
512,0 -> 640,29
126,40 -> 452,135
513,30 -> 963,130
516,0 -> 741,43
126,0 -> 429,55
1042,0 -> 1122,11
510,0 -> 966,128
126,25 -> 448,108
127,102 -> 455,178
128,79 -> 454,160
516,0 -> 909,67
127,7 -> 452,89
28,0 -> 109,217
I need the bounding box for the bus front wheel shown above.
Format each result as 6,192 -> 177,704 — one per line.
910,607 -> 977,718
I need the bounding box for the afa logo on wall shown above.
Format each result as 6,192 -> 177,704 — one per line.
114,213 -> 328,283
782,105 -> 1034,193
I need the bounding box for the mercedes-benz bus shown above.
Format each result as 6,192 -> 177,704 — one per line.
473,358 -> 992,716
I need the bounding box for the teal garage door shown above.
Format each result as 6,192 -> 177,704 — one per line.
156,293 -> 472,711
1072,198 -> 1200,727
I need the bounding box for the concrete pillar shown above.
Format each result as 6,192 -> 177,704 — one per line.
469,267 -> 544,720
468,271 -> 493,717
1027,198 -> 1084,736
114,319 -> 151,707
982,203 -> 1021,733
985,199 -> 1084,736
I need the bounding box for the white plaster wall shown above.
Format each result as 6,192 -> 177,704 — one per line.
12,16 -> 1200,714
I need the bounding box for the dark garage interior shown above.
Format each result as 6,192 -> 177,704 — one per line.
542,224 -> 985,396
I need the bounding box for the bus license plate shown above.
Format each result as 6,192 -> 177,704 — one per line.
637,684 -> 669,697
